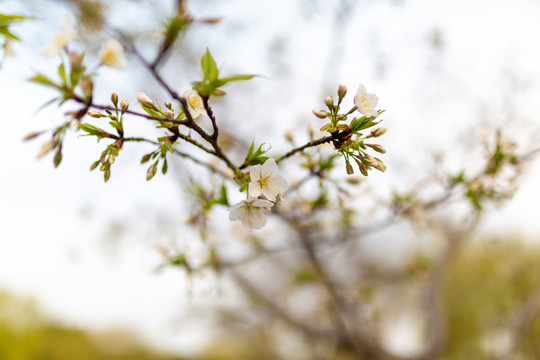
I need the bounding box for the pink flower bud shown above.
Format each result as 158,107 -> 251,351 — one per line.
121,99 -> 129,113
137,92 -> 155,109
338,84 -> 347,99
88,111 -> 104,118
312,109 -> 328,119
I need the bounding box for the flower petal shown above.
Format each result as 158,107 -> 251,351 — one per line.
241,213 -> 255,231
262,187 -> 278,201
250,209 -> 266,229
249,181 -> 262,198
272,175 -> 288,194
253,199 -> 274,208
367,93 -> 379,107
261,158 -> 278,174
249,164 -> 261,181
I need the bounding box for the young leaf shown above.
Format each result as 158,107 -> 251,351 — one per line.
201,48 -> 219,81
29,73 -> 62,91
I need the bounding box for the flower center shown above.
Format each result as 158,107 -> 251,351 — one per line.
189,94 -> 202,108
259,174 -> 272,186
360,94 -> 371,109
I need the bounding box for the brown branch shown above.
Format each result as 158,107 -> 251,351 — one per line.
122,136 -> 233,179
202,95 -> 218,140
276,135 -> 333,163
120,35 -> 240,173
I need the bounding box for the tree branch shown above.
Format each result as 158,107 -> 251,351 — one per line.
277,135 -> 333,163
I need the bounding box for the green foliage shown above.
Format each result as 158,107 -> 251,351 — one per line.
443,241 -> 540,359
0,14 -> 30,41
193,48 -> 255,97
244,140 -> 270,166
0,291 -> 187,360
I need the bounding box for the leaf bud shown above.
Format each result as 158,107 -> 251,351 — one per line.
338,84 -> 347,99
137,91 -> 156,109
312,109 -> 328,119
121,99 -> 129,114
324,96 -> 333,106
111,92 -> 118,107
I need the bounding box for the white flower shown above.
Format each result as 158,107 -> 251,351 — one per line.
99,38 -> 125,69
228,197 -> 274,231
354,84 -> 379,118
249,158 -> 288,201
182,89 -> 205,119
42,16 -> 76,56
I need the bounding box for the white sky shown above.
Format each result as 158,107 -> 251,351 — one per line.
1,0 -> 540,355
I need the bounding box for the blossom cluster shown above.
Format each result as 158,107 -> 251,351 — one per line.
228,158 -> 288,231
314,84 -> 387,176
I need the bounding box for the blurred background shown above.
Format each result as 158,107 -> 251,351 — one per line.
1,0 -> 540,359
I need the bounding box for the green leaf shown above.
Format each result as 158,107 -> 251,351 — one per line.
350,116 -> 378,133
210,183 -> 229,206
0,14 -> 29,24
29,73 -> 62,91
164,16 -> 189,49
58,63 -> 68,87
245,141 -> 270,165
201,48 -> 219,81
214,74 -> 255,87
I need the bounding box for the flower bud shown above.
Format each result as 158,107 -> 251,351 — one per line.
137,92 -> 156,109
165,109 -> 174,120
284,129 -> 294,143
371,127 -> 387,137
165,102 -> 172,110
338,84 -> 347,99
121,99 -> 129,113
371,144 -> 386,154
324,96 -> 333,106
372,158 -> 387,172
345,160 -> 354,175
37,140 -> 57,158
354,158 -> 369,176
312,109 -> 328,119
88,110 -> 104,118
111,92 -> 118,107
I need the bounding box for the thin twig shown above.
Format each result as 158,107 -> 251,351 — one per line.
122,136 -> 233,179
277,135 -> 334,163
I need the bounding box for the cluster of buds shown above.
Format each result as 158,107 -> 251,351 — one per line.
313,83 -> 387,176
